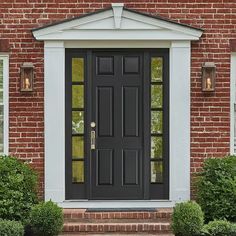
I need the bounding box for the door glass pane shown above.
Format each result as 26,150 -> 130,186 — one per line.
72,58 -> 84,82
151,111 -> 163,134
151,85 -> 162,108
72,111 -> 84,134
72,136 -> 84,158
0,105 -> 3,153
151,161 -> 163,183
72,85 -> 84,108
0,60 -> 3,153
151,137 -> 163,158
151,57 -> 163,82
72,161 -> 84,183
0,60 -> 3,89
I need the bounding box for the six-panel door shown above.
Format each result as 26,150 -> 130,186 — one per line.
90,52 -> 143,199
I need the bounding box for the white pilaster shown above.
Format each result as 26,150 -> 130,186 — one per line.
169,41 -> 191,202
44,41 -> 65,202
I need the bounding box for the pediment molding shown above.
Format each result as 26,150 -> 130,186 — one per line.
32,3 -> 203,41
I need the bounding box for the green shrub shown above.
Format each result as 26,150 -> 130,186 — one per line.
0,219 -> 24,236
171,201 -> 204,236
197,156 -> 236,222
202,220 -> 236,236
29,200 -> 64,236
0,156 -> 38,222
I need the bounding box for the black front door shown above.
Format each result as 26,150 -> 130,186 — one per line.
90,52 -> 143,199
65,49 -> 169,200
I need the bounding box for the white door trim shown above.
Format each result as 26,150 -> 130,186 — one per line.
0,54 -> 9,155
44,40 -> 191,207
230,53 -> 236,154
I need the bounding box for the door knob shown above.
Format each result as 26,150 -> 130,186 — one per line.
91,122 -> 96,128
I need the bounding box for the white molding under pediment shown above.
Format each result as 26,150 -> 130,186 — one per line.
32,3 -> 203,41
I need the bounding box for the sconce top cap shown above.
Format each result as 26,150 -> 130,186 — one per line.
203,62 -> 216,68
21,62 -> 34,68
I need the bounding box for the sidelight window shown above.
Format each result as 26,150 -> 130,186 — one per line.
150,57 -> 164,184
71,58 -> 85,183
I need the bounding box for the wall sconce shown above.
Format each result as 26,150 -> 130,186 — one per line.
20,62 -> 34,92
202,62 -> 216,92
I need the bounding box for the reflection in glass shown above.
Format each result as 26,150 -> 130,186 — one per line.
151,137 -> 162,158
72,161 -> 84,183
72,58 -> 84,82
151,85 -> 162,108
0,105 -> 3,153
72,85 -> 84,108
151,111 -> 163,134
0,60 -> 3,89
151,161 -> 163,183
72,111 -> 84,134
72,136 -> 84,158
151,57 -> 163,82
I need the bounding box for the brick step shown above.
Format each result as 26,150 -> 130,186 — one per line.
65,218 -> 170,223
63,208 -> 172,220
61,233 -> 174,235
63,222 -> 172,234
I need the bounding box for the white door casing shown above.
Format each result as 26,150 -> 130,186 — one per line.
33,3 -> 203,208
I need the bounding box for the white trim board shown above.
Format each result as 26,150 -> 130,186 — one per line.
0,55 -> 9,155
59,200 -> 174,209
39,4 -> 203,207
230,53 -> 236,154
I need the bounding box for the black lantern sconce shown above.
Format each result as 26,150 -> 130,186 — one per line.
20,62 -> 34,92
202,62 -> 216,92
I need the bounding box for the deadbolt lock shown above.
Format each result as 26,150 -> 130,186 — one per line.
91,122 -> 96,128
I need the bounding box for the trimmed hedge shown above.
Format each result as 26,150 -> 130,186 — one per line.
0,156 -> 38,222
197,156 -> 236,222
171,201 -> 204,236
0,219 -> 24,236
202,220 -> 236,236
29,200 -> 64,236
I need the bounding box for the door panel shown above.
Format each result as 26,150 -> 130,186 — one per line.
97,87 -> 114,137
123,87 -> 139,137
97,149 -> 113,185
122,149 -> 139,185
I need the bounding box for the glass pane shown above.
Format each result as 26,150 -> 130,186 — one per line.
0,105 -> 3,153
151,57 -> 163,82
72,85 -> 84,108
72,58 -> 84,82
0,60 -> 3,89
151,137 -> 163,158
151,85 -> 162,108
72,161 -> 84,183
151,111 -> 163,134
151,161 -> 163,183
72,136 -> 84,158
72,111 -> 84,134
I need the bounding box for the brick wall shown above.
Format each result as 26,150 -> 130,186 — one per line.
1,0 -> 235,198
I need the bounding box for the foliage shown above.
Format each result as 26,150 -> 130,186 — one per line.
0,219 -> 24,236
202,220 -> 236,236
0,156 -> 38,222
29,200 -> 64,236
196,156 -> 236,222
171,201 -> 204,236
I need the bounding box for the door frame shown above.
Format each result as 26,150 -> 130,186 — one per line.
43,40 -> 191,207
65,48 -> 169,200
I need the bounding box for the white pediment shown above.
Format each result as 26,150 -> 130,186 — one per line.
32,3 -> 203,41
